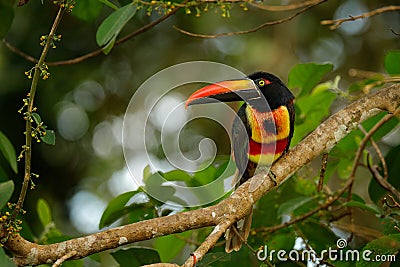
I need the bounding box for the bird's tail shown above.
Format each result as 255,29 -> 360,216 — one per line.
225,209 -> 253,253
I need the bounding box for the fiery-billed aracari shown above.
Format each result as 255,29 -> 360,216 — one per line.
186,71 -> 295,252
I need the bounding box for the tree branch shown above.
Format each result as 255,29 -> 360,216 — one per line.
9,6 -> 65,223
321,5 -> 400,30
2,4 -> 182,66
4,0 -> 326,63
2,85 -> 399,266
249,0 -> 326,12
174,0 -> 327,38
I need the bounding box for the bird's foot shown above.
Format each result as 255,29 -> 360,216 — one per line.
268,171 -> 277,186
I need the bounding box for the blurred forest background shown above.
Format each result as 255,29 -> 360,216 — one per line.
0,0 -> 400,266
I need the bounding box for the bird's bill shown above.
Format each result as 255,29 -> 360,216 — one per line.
185,79 -> 261,108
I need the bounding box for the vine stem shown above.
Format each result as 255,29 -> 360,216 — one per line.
9,7 -> 65,222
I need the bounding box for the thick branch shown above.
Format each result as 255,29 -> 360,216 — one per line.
3,85 -> 400,266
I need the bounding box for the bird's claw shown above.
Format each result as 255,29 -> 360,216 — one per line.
268,171 -> 277,186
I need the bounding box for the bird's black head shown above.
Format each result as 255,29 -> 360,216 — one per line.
247,71 -> 294,111
186,71 -> 294,111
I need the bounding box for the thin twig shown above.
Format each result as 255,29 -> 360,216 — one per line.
260,107 -> 399,235
321,5 -> 400,30
174,0 -> 327,38
231,226 -> 257,254
52,251 -> 77,267
2,4 -> 183,66
368,159 -> 400,201
182,221 -> 231,267
9,6 -> 65,222
249,0 -> 324,12
142,264 -> 180,267
390,28 -> 400,36
1,39 -> 38,63
331,222 -> 383,240
383,195 -> 400,209
328,211 -> 351,223
346,107 -> 399,201
359,126 -> 388,179
348,68 -> 386,79
257,180 -> 353,235
318,153 -> 328,192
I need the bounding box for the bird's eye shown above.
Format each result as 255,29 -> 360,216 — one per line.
257,78 -> 271,87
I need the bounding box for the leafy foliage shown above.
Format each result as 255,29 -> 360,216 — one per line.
0,247 -> 16,267
0,131 -> 18,174
0,0 -> 14,39
111,247 -> 161,267
384,50 -> 400,75
96,3 -> 138,54
91,61 -> 400,266
0,1 -> 399,267
0,180 -> 14,210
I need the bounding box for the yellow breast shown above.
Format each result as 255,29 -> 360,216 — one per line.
246,105 -> 290,144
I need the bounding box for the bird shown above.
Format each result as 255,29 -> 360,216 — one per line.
185,71 -> 295,253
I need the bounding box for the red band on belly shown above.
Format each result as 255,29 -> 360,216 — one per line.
248,138 -> 288,156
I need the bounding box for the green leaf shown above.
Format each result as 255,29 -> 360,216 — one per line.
351,193 -> 366,204
288,63 -> 333,97
192,164 -> 217,186
0,180 -> 14,210
0,131 -> 18,174
253,179 -> 301,228
0,166 -> 8,183
343,201 -> 381,214
60,259 -> 83,267
362,112 -> 399,141
41,130 -> 55,145
142,165 -> 152,183
0,1 -> 14,39
294,177 -> 315,196
162,169 -> 192,183
111,247 -> 161,267
96,3 -> 137,53
101,36 -> 116,55
154,234 -> 187,262
31,112 -> 42,124
291,89 -> 336,145
37,198 -> 52,227
144,173 -> 186,206
99,0 -> 119,10
99,191 -> 154,228
72,0 -> 103,21
356,234 -> 400,267
277,196 -> 314,218
0,247 -> 16,267
265,232 -> 296,252
99,191 -> 137,228
198,252 -> 231,266
348,76 -> 384,93
300,221 -> 338,253
384,50 -> 400,75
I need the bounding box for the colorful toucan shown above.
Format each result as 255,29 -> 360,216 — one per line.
186,72 -> 295,252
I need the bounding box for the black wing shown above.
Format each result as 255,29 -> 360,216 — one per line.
285,100 -> 296,153
232,104 -> 252,185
